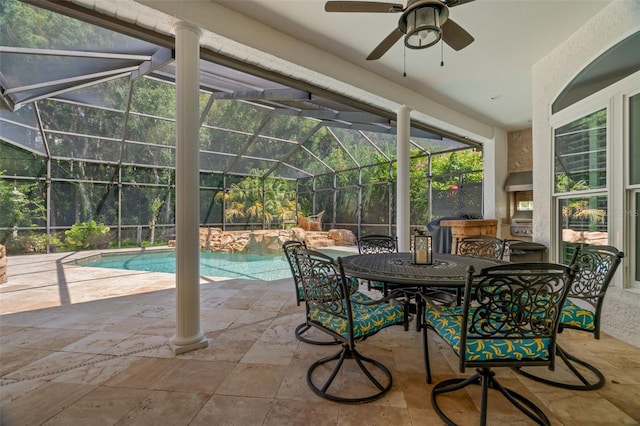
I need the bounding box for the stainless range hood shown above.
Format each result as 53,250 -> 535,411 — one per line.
504,171 -> 533,192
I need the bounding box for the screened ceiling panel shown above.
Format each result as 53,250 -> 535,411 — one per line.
259,114 -> 318,142
2,54 -> 139,88
269,162 -> 311,180
122,142 -> 174,168
38,100 -> 126,139
130,77 -> 176,117
0,104 -> 37,127
52,78 -> 131,111
0,119 -> 44,155
200,151 -> 234,173
364,131 -> 400,160
328,128 -> 383,166
244,137 -> 298,161
0,106 -> 46,155
227,157 -> 280,176
410,136 -> 470,153
126,115 -> 175,146
199,127 -> 252,155
45,133 -> 122,163
0,0 -> 476,182
286,146 -> 334,176
202,100 -> 272,133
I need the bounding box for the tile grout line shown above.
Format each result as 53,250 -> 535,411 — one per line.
0,311 -> 299,385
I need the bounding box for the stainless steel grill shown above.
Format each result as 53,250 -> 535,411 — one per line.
510,210 -> 532,237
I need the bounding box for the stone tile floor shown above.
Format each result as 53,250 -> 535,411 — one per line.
1,250 -> 639,425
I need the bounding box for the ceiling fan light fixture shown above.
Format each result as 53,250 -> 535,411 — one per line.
404,5 -> 442,49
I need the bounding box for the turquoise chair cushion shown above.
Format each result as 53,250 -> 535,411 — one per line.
309,301 -> 404,340
350,291 -> 374,304
560,299 -> 595,332
424,305 -> 550,362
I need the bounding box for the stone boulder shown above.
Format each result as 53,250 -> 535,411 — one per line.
305,232 -> 335,249
246,230 -> 292,254
176,227 -> 356,253
327,229 -> 356,246
290,227 -> 307,242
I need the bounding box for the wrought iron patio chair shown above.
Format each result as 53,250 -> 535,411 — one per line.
516,244 -> 624,391
451,235 -> 506,304
455,235 -> 506,259
421,262 -> 576,425
295,248 -> 406,403
357,234 -> 398,295
282,240 -> 373,345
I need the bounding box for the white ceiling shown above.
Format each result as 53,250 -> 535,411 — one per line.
211,0 -> 611,132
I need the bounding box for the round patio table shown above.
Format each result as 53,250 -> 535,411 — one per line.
340,252 -> 505,288
340,252 -> 507,333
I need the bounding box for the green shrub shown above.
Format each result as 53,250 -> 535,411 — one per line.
64,220 -> 110,250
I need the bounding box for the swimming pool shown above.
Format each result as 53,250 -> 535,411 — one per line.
77,248 -> 355,281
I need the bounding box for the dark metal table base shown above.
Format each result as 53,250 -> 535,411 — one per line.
432,367 -> 551,426
514,345 -> 605,391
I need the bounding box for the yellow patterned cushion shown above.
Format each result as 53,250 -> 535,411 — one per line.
424,305 -> 550,362
309,301 -> 404,340
560,299 -> 595,331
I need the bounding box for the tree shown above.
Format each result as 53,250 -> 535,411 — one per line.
0,176 -> 45,231
214,171 -> 297,227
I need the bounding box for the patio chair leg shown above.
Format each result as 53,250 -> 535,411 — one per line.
514,344 -> 605,391
306,344 -> 393,404
295,323 -> 340,345
422,325 -> 432,384
431,368 -> 551,426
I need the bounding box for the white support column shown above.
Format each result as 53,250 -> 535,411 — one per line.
170,21 -> 208,355
397,105 -> 411,252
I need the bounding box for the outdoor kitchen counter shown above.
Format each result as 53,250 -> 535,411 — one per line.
440,219 -> 498,254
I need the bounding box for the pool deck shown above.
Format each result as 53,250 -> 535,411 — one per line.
1,250 -> 639,425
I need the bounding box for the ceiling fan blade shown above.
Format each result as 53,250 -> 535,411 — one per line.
441,19 -> 474,51
325,1 -> 404,13
367,28 -> 404,60
444,0 -> 475,7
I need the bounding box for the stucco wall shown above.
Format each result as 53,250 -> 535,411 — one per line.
532,1 -> 640,347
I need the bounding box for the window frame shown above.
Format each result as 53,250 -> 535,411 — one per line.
551,101 -> 611,262
550,69 -> 640,292
625,86 -> 640,290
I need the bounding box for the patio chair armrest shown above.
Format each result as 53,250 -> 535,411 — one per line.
355,288 -> 409,306
416,291 -> 457,315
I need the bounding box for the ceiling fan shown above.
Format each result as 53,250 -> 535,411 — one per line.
325,0 -> 475,60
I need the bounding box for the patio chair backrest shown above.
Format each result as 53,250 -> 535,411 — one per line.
357,234 -> 397,254
455,235 -> 505,259
295,249 -> 351,335
460,262 -> 576,372
564,244 -> 624,339
282,240 -> 307,305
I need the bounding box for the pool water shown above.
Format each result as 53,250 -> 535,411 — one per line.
79,248 -> 354,281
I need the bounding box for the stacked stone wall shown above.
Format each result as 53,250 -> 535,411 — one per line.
168,227 -> 356,253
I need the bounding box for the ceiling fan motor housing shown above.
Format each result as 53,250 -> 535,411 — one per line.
399,0 -> 450,49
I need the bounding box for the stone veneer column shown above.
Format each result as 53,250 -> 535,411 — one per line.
170,21 -> 208,354
396,105 -> 411,252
